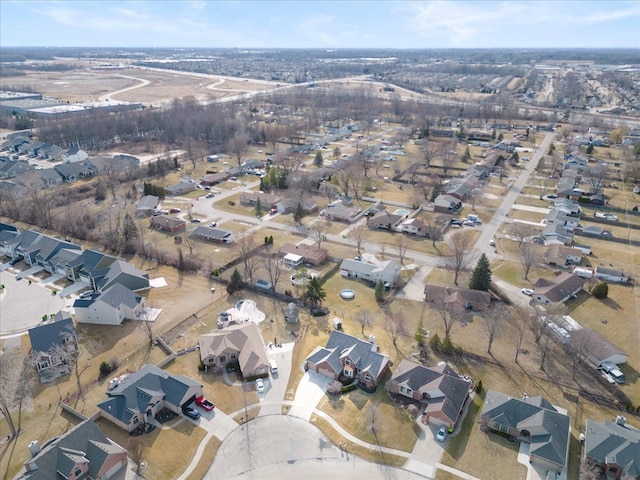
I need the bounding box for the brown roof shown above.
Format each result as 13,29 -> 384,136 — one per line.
150,215 -> 186,229
569,328 -> 627,364
278,242 -> 327,264
423,284 -> 491,309
198,323 -> 268,375
240,191 -> 281,206
534,272 -> 585,302
545,244 -> 583,261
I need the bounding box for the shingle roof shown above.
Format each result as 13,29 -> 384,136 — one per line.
585,419 -> 640,477
28,315 -> 75,355
533,272 -> 584,302
569,328 -> 627,365
198,323 -> 269,375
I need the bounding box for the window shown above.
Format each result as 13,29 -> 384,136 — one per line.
75,467 -> 82,477
494,422 -> 509,434
37,360 -> 50,371
364,374 -> 371,381
400,386 -> 406,393
132,417 -> 139,425
220,355 -> 226,363
343,369 -> 353,377
230,354 -> 236,360
345,359 -> 351,366
406,388 -> 412,395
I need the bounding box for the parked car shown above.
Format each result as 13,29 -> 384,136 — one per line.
489,239 -> 495,247
462,220 -> 475,227
230,176 -> 237,181
79,291 -> 96,299
269,207 -> 278,214
209,222 -> 217,228
450,223 -> 462,228
521,288 -> 534,296
255,378 -> 265,393
436,426 -> 447,442
205,193 -> 214,198
532,237 -> 545,245
190,218 -> 202,223
195,396 -> 215,411
169,208 -> 181,213
602,214 -> 618,221
183,407 -> 201,420
546,194 -> 557,199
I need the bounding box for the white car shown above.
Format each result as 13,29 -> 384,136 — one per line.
462,220 -> 475,227
521,288 -> 534,296
436,426 -> 447,442
602,214 -> 618,221
255,378 -> 265,393
489,239 -> 495,247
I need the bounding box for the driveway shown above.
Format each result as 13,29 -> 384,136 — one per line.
258,342 -> 294,417
287,369 -> 332,421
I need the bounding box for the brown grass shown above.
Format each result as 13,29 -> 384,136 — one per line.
184,435 -> 222,480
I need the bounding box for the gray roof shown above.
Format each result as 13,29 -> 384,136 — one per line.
97,283 -> 143,309
97,364 -> 202,424
191,226 -> 231,240
569,328 -> 627,365
306,330 -> 390,379
92,259 -> 149,291
595,266 -> 626,278
28,314 -> 75,355
534,272 -> 585,302
68,249 -> 117,276
585,419 -> 640,477
481,390 -> 569,468
137,195 -> 159,210
15,419 -> 125,480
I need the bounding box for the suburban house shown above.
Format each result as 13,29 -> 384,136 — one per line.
54,162 -> 97,182
198,322 -> 269,378
164,181 -> 195,196
424,284 -> 492,312
543,223 -> 575,245
0,160 -> 33,178
340,258 -> 400,287
278,242 -> 327,265
387,359 -> 471,428
136,195 -> 159,215
9,231 -> 81,272
239,191 -> 281,208
35,169 -> 64,188
191,225 -> 233,244
97,364 -> 204,432
90,259 -> 149,292
546,209 -> 580,230
14,419 -> 128,480
63,249 -> 117,284
569,328 -> 628,367
433,194 -> 462,213
200,172 -> 230,186
37,143 -> 63,161
73,283 -> 146,325
62,147 -> 89,164
150,215 -> 186,233
479,390 -> 570,474
544,244 -> 583,266
28,311 -> 78,384
584,417 -> 640,480
532,272 -> 585,304
304,330 -> 390,390
466,163 -> 490,179
553,197 -> 581,216
275,198 -> 319,215
367,211 -> 403,231
595,266 -> 628,284
323,205 -> 362,223
400,218 -> 426,236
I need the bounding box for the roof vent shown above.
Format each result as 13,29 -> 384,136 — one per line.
28,440 -> 41,458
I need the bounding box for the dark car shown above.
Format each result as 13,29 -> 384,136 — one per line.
183,407 -> 200,420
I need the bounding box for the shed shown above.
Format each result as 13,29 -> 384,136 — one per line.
283,303 -> 299,324
283,253 -> 304,267
332,317 -> 343,330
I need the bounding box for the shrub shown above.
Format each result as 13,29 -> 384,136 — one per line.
42,314 -> 48,321
198,361 -> 205,371
327,380 -> 342,396
592,281 -> 609,299
406,404 -> 419,420
341,383 -> 358,394
476,380 -> 483,394
99,361 -> 114,378
429,333 -> 442,351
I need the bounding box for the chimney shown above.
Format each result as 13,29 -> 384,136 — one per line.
28,440 -> 41,458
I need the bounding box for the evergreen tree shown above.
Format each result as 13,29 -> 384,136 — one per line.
314,150 -> 324,167
227,268 -> 244,295
461,146 -> 471,163
333,146 -> 341,158
430,182 -> 443,202
374,279 -> 385,302
255,198 -> 264,218
302,278 -> 326,309
293,202 -> 306,225
592,281 -> 608,299
469,253 -> 492,291
277,168 -> 289,189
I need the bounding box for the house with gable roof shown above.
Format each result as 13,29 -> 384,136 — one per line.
532,272 -> 585,304
97,364 -> 203,432
584,417 -> 640,480
424,284 -> 492,312
304,330 -> 390,389
387,359 -> 471,428
479,390 -> 570,474
28,311 -> 78,383
569,328 -> 628,367
198,323 -> 269,378
14,419 -> 127,480
73,283 -> 146,325
340,258 -> 400,287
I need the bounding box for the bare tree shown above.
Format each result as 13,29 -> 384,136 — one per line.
538,324 -> 553,372
384,311 -> 407,350
507,223 -> 538,248
434,301 -> 456,338
127,437 -> 147,474
450,231 -> 474,285
0,348 -> 32,441
534,175 -> 554,199
394,234 -> 410,265
513,306 -> 530,364
519,241 -> 542,281
261,254 -> 283,292
439,145 -> 456,177
583,165 -> 609,195
484,305 -> 506,355
234,231 -> 260,283
355,309 -> 374,337
308,220 -> 330,250
72,331 -> 103,406
568,330 -> 594,380
227,129 -> 250,167
183,232 -> 198,256
347,221 -> 367,255
425,215 -> 447,249
422,141 -> 439,168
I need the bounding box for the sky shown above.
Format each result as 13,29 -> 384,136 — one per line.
1,0 -> 640,49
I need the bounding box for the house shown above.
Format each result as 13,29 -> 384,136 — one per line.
304,330 -> 390,389
401,218 -> 425,236
150,215 -> 186,233
28,311 -> 78,384
278,242 -> 327,266
283,253 -> 304,267
367,211 -> 403,231
0,160 -> 33,179
532,272 -> 585,304
423,284 -> 492,312
200,172 -> 230,186
553,197 -> 581,216
54,162 -> 97,182
198,323 -> 269,377
595,266 -> 628,284
546,209 -> 579,230
62,249 -> 117,283
544,244 -> 583,266
73,283 -> 146,325
466,163 -> 490,179
340,258 -> 400,287
569,328 -> 628,367
34,169 -> 64,188
239,191 -> 281,208
191,226 -> 233,244
433,194 -> 462,213
97,364 -> 203,432
4,135 -> 30,153
557,176 -> 578,197
283,303 -> 299,323
275,198 -> 319,215
14,419 -> 128,480
0,180 -> 27,199
37,143 -> 63,161
480,390 -> 570,474
164,181 -> 195,196
62,147 -> 88,164
11,231 -> 81,271
323,205 -> 361,223
136,195 -> 159,215
543,222 -> 574,245
90,259 -> 149,292
387,359 -> 470,428
584,417 -> 640,480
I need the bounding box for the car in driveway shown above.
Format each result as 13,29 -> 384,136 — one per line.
546,194 -> 557,199
462,220 -> 475,227
602,214 -> 618,221
195,396 -> 215,411
521,288 -> 534,296
190,218 -> 201,223
183,406 -> 201,420
255,378 -> 265,393
489,239 -> 495,247
436,426 -> 447,442
269,207 -> 278,215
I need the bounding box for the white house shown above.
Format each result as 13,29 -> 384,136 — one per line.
594,266 -> 628,284
73,283 -> 146,325
340,258 -> 400,287
63,148 -> 89,164
283,253 -> 304,268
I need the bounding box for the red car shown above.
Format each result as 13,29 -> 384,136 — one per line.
195,396 -> 215,411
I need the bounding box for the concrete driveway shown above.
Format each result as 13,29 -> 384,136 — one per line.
259,342 -> 294,417
287,369 -> 332,421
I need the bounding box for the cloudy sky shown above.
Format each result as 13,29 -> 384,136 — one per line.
2,1 -> 640,49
